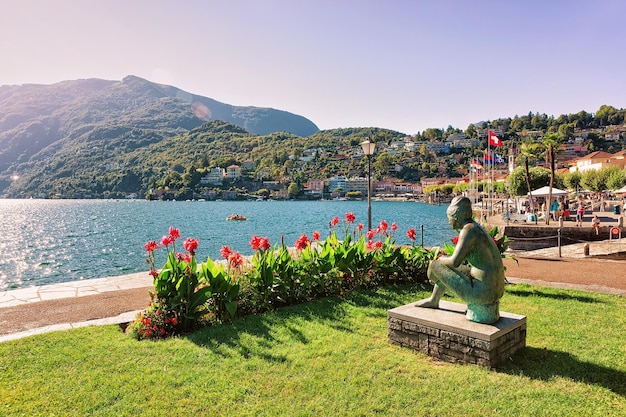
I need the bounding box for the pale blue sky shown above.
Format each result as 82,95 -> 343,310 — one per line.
1,0 -> 624,134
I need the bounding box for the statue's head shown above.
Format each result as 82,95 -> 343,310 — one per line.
446,196 -> 473,229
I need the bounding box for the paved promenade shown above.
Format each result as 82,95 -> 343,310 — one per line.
0,272 -> 152,343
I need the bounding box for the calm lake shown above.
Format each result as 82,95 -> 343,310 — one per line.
0,199 -> 453,290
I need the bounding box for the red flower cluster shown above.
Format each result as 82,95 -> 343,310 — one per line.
312,231 -> 320,241
345,212 -> 356,224
183,237 -> 199,255
144,240 -> 160,253
220,245 -> 232,259
366,240 -> 383,251
221,245 -> 243,268
250,235 -> 270,251
329,216 -> 339,227
407,228 -> 417,241
229,252 -> 243,268
295,234 -> 310,250
160,227 -> 181,248
168,227 -> 180,240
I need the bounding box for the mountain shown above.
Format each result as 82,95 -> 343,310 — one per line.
0,75 -> 319,193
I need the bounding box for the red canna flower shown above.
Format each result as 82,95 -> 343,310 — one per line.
345,212 -> 356,224
357,223 -> 364,231
330,216 -> 339,227
366,240 -> 375,251
144,240 -> 160,253
149,269 -> 159,278
259,237 -> 270,251
374,241 -> 383,250
366,229 -> 375,239
250,235 -> 270,251
250,235 -> 261,251
312,230 -> 320,241
183,238 -> 199,254
220,245 -> 233,260
295,234 -> 310,250
379,220 -> 388,233
391,222 -> 398,231
229,252 -> 243,268
407,228 -> 417,241
168,227 -> 181,240
161,235 -> 174,247
452,236 -> 459,245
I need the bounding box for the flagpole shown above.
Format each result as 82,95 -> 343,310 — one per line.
488,131 -> 491,218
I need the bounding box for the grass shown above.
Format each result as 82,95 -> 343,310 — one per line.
1,283 -> 625,417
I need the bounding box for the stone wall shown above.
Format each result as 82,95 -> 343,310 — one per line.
500,224 -> 625,251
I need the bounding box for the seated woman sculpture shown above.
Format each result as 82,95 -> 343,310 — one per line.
416,196 -> 505,324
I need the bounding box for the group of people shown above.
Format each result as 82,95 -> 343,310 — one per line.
524,194 -> 622,235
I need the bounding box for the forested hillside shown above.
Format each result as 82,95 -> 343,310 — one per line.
0,75 -> 319,195
0,73 -> 624,199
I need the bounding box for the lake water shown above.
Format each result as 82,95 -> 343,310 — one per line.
0,199 -> 453,290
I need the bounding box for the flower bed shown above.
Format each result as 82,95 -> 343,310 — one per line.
126,213 -> 437,340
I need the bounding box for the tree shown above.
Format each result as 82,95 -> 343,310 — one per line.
606,167 -> 626,191
515,141 -> 543,209
508,166 -> 550,196
542,133 -> 562,224
287,182 -> 300,198
563,171 -> 582,194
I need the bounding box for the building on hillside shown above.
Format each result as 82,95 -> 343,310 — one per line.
345,176 -> 368,193
558,144 -> 588,161
393,182 -> 416,193
303,178 -> 324,197
420,177 -> 450,187
226,165 -> 242,179
605,133 -> 621,142
375,179 -> 395,193
414,141 -> 450,154
200,168 -> 225,185
328,176 -> 347,192
444,133 -> 480,149
568,151 -> 626,173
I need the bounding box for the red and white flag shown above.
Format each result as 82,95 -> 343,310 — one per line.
488,130 -> 503,147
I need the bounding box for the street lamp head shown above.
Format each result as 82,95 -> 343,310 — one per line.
361,140 -> 376,156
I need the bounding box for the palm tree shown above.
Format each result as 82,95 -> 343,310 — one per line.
516,141 -> 542,213
542,133 -> 562,225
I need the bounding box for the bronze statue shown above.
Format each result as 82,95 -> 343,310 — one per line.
416,196 -> 505,324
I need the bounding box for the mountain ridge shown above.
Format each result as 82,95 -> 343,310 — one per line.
0,75 -> 319,166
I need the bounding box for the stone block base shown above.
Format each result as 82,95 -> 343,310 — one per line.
388,300 -> 526,368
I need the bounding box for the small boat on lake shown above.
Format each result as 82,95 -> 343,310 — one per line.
226,213 -> 247,221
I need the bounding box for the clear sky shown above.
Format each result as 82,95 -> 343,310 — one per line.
1,0 -> 625,135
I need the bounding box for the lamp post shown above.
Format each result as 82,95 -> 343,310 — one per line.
361,139 -> 376,231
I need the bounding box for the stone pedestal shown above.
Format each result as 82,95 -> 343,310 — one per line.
388,300 -> 526,368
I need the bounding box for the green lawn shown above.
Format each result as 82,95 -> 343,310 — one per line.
1,283 -> 624,417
